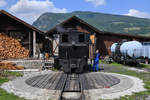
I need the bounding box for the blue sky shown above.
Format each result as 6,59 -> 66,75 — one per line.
0,0 -> 150,24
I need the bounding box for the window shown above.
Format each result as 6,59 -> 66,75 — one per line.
62,34 -> 68,42
79,34 -> 85,42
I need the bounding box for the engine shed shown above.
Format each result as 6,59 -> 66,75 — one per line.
0,10 -> 45,58
46,16 -> 150,57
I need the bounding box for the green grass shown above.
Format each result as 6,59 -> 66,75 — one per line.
0,77 -> 9,85
0,71 -> 23,85
0,88 -> 26,100
137,63 -> 150,69
101,63 -> 150,100
109,62 -> 122,67
0,70 -> 26,100
49,67 -> 58,71
1,71 -> 23,77
107,60 -> 150,69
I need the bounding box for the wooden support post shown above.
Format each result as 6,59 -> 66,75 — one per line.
33,31 -> 36,58
51,39 -> 53,56
94,33 -> 96,53
29,31 -> 31,57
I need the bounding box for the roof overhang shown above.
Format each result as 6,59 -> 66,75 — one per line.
0,10 -> 44,34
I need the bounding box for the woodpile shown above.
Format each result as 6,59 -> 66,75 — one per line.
0,33 -> 29,59
0,61 -> 24,70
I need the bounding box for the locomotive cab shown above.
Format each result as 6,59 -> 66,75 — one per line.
55,30 -> 90,73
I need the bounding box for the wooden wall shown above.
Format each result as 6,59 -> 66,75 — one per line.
0,13 -> 45,57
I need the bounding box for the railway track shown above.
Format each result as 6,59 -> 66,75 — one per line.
59,73 -> 85,100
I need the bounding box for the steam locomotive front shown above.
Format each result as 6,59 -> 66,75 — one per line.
58,30 -> 89,73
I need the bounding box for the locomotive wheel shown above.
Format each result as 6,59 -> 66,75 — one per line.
133,62 -> 138,66
64,68 -> 71,74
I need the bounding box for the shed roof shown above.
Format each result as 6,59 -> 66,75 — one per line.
0,10 -> 44,34
46,16 -> 150,40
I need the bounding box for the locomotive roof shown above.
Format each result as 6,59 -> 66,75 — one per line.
46,16 -> 150,40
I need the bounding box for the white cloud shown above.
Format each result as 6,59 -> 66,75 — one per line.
0,0 -> 7,7
125,9 -> 150,19
85,0 -> 105,7
9,0 -> 67,24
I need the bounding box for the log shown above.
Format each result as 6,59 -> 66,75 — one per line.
0,33 -> 29,59
0,61 -> 24,70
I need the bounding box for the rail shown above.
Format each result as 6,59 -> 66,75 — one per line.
59,73 -> 85,100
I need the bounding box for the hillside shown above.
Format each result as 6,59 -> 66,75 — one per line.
33,11 -> 150,36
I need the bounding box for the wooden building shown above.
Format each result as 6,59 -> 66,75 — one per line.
46,16 -> 150,56
0,10 -> 45,58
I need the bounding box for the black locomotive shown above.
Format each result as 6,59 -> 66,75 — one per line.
54,30 -> 91,73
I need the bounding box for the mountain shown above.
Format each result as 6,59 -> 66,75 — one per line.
33,11 -> 150,36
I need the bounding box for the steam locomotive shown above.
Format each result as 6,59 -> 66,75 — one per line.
111,40 -> 150,65
54,29 -> 91,73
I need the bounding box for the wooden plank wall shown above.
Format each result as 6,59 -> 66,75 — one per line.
96,34 -> 132,56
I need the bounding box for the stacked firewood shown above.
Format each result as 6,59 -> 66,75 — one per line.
0,62 -> 24,70
0,33 -> 29,59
